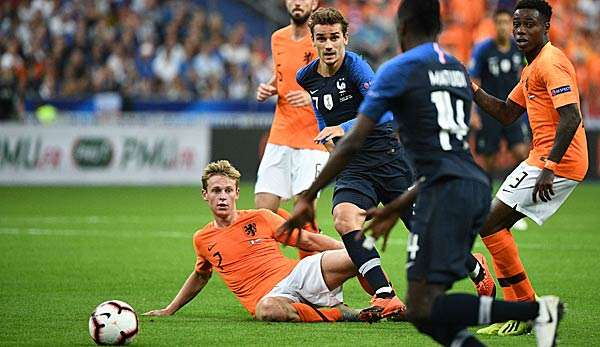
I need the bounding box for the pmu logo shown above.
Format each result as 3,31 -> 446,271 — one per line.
72,137 -> 113,169
243,222 -> 257,237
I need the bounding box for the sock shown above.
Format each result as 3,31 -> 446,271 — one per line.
415,324 -> 483,346
341,230 -> 394,298
465,253 -> 485,283
291,303 -> 342,322
277,208 -> 319,259
482,229 -> 536,301
429,293 -> 539,327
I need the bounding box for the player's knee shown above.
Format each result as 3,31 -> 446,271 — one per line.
255,297 -> 289,322
333,212 -> 358,234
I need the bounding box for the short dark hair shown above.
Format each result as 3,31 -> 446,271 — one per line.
396,0 -> 441,37
515,0 -> 552,23
493,7 -> 513,18
308,8 -> 349,37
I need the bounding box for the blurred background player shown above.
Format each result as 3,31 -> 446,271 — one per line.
296,7 -> 413,320
254,0 -> 328,247
471,0 -> 587,337
469,6 -> 529,181
144,160 -> 368,323
281,1 -> 564,346
469,5 -> 529,232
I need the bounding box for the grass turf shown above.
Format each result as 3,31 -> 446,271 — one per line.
1,183 -> 599,346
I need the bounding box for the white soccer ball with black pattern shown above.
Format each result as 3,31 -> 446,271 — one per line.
88,300 -> 138,345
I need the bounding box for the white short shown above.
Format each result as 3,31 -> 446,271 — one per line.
496,161 -> 579,225
263,252 -> 343,307
255,143 -> 329,200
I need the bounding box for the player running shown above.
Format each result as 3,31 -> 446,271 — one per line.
471,0 -> 588,336
295,7 -> 413,321
254,0 -> 328,243
144,160 -> 367,323
280,1 -> 563,346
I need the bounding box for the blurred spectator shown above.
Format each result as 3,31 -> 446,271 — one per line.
0,0 -> 596,120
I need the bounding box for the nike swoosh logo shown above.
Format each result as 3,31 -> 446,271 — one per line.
309,90 -> 319,94
208,243 -> 216,251
405,261 -> 415,269
528,95 -> 535,100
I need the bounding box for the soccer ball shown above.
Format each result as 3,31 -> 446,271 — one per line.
89,300 -> 139,345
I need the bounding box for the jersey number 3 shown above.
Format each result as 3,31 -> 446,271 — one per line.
431,91 -> 469,151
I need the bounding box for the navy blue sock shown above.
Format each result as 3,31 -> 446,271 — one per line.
429,293 -> 539,326
415,324 -> 483,346
341,230 -> 393,298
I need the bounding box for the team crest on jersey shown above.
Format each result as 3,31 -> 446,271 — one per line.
324,94 -> 334,110
243,222 -> 257,236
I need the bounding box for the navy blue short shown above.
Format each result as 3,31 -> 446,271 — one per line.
475,112 -> 529,155
406,177 -> 490,286
332,156 -> 413,212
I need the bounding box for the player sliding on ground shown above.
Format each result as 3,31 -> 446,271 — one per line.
144,160 -> 368,322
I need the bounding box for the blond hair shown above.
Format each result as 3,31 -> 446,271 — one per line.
201,160 -> 241,190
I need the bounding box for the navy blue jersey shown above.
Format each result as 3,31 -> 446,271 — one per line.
359,42 -> 487,185
296,51 -> 397,155
468,38 -> 522,100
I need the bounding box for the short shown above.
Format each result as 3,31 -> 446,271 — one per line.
496,161 -> 579,225
263,252 -> 343,307
255,143 -> 329,200
475,112 -> 529,155
407,177 -> 490,285
333,158 -> 414,211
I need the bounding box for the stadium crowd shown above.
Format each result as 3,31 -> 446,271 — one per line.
0,0 -> 599,119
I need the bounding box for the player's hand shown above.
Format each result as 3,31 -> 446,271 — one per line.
285,90 -> 311,107
256,83 -> 277,102
532,168 -> 555,203
360,206 -> 401,252
142,308 -> 173,316
276,195 -> 316,246
314,126 -> 344,144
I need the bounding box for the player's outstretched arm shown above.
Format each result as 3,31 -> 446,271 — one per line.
296,232 -> 344,252
472,82 -> 525,125
143,271 -> 211,316
532,103 -> 582,203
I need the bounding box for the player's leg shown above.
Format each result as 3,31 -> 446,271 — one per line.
254,143 -> 293,212
475,112 -> 503,184
466,252 -> 496,298
257,251 -> 359,323
504,118 -> 530,232
404,178 -> 550,345
291,148 -> 330,258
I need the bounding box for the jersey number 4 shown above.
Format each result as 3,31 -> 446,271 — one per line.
430,91 -> 469,151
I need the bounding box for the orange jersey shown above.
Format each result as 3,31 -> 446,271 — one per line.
269,26 -> 324,151
508,42 -> 588,181
193,209 -> 301,315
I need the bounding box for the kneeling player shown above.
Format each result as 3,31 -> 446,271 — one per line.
144,160 -> 364,322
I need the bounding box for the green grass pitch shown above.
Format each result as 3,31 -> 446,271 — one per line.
1,183 -> 599,346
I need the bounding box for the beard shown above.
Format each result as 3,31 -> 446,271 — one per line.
289,11 -> 310,25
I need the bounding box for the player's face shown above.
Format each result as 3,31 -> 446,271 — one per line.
513,9 -> 549,53
286,0 -> 317,25
313,23 -> 348,67
202,175 -> 240,219
494,12 -> 512,42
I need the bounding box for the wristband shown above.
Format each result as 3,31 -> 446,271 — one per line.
471,81 -> 480,93
544,159 -> 558,172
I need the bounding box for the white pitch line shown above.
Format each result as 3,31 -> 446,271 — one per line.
0,215 -> 205,225
0,227 -> 192,239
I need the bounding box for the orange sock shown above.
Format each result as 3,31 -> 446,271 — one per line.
277,208 -> 320,259
291,303 -> 342,322
482,229 -> 536,302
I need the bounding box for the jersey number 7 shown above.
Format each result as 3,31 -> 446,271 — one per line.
430,91 -> 469,151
